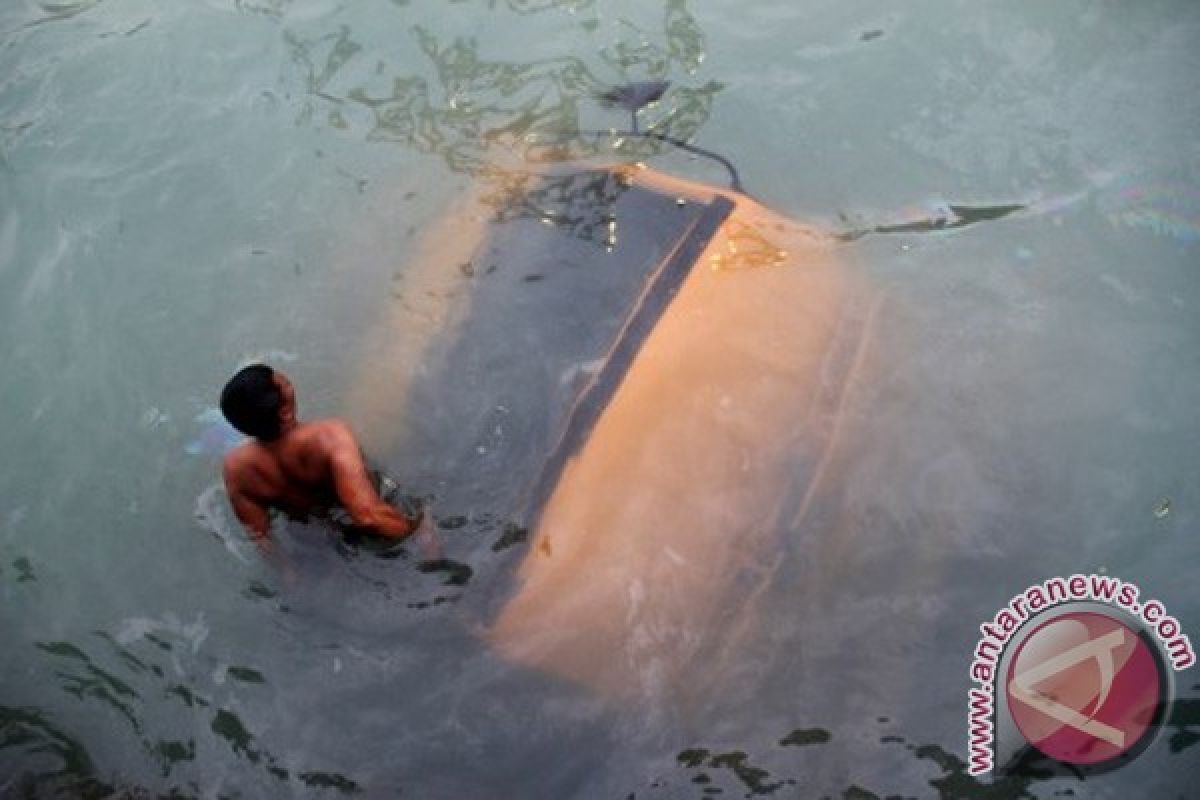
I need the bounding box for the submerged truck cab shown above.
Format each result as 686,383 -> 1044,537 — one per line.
346,161 -> 880,702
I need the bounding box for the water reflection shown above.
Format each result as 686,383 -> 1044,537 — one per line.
484,167 -> 631,246
35,640 -> 143,735
284,0 -> 722,199
1099,179 -> 1200,243
627,722 -> 1072,800
4,0 -> 106,33
2,627 -> 364,796
281,2 -> 1044,246
0,705 -> 110,799
388,0 -> 597,13
236,0 -> 290,20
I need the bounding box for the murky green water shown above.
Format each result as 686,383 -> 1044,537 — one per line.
2,1 -> 1198,797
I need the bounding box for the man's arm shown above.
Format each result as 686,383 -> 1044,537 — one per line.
326,422 -> 422,539
223,463 -> 274,554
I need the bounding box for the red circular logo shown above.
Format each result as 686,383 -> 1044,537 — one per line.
1006,611 -> 1163,765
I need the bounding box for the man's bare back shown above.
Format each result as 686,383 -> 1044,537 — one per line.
219,366 -> 421,551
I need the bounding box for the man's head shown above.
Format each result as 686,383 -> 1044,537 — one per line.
220,364 -> 297,441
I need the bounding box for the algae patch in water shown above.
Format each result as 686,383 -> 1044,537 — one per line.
166,684 -> 209,709
492,522 -> 529,552
416,558 -> 474,585
152,738 -> 196,770
210,709 -> 259,763
226,666 -> 266,684
675,748 -> 792,796
842,787 -> 880,800
778,727 -> 831,747
1168,697 -> 1200,754
298,770 -> 362,793
437,514 -> 469,530
12,556 -> 36,582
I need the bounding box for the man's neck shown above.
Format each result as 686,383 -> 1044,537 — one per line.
260,419 -> 300,448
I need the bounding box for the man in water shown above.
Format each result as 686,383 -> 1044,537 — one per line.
219,364 -> 422,552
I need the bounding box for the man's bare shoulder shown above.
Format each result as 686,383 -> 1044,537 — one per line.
222,440 -> 266,479
293,418 -> 363,459
299,417 -> 357,443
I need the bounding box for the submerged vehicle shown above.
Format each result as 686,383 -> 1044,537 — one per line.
341,83 -> 1015,704
483,164 -> 879,702
343,173 -> 875,707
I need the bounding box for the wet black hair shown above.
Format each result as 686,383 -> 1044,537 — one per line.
220,364 -> 283,441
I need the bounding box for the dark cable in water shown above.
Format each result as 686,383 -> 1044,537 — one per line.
551,128 -> 746,195
559,129 -> 1026,242
637,131 -> 745,195
579,81 -> 748,194
581,83 -> 1024,240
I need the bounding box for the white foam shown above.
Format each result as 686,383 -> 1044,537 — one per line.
194,483 -> 251,564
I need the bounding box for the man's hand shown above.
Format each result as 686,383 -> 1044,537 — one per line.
411,512 -> 442,560
249,530 -> 274,555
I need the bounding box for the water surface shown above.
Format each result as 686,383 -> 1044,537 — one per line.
1,1 -> 1198,797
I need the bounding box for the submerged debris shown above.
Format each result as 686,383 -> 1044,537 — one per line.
709,220 -> 790,271
598,80 -> 670,112
1153,498 -> 1171,520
